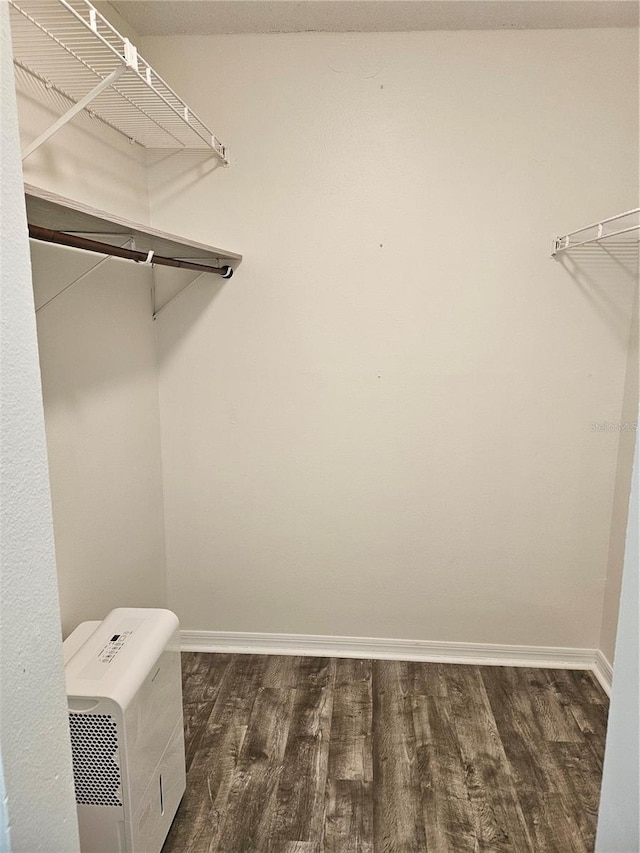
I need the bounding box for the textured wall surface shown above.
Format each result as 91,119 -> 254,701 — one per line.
142,29 -> 638,648
0,6 -> 80,850
599,291 -> 638,664
596,423 -> 639,851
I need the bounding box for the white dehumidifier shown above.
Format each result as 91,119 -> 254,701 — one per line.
63,608 -> 186,853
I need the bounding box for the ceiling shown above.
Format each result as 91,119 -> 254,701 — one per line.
108,1 -> 640,36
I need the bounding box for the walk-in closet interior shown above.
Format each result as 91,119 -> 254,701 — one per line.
1,1 -> 638,851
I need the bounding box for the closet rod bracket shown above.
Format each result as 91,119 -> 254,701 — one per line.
152,265 -> 233,320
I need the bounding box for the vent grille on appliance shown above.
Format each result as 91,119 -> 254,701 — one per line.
69,713 -> 122,807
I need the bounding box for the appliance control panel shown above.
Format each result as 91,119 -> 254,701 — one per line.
97,632 -> 133,664
78,616 -> 145,680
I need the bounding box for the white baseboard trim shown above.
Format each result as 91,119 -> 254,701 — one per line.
592,650 -> 614,697
180,629 -> 600,673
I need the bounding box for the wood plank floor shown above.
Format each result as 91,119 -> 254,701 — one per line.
162,654 -> 608,853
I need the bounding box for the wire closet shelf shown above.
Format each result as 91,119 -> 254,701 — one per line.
552,208 -> 640,256
9,0 -> 228,161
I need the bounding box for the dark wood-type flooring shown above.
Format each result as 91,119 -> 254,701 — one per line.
162,653 -> 608,853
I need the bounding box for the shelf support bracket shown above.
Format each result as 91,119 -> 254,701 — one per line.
34,237 -> 133,313
152,272 -> 207,321
22,64 -> 127,160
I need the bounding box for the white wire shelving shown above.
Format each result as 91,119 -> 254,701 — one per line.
9,0 -> 228,161
552,208 -> 640,257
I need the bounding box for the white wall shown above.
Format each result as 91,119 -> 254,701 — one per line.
142,29 -> 638,647
12,9 -> 168,636
0,767 -> 9,853
0,5 -> 79,848
596,417 -> 639,851
599,287 -> 638,665
31,242 -> 168,636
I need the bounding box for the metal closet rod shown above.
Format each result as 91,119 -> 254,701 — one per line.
28,224 -> 234,278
